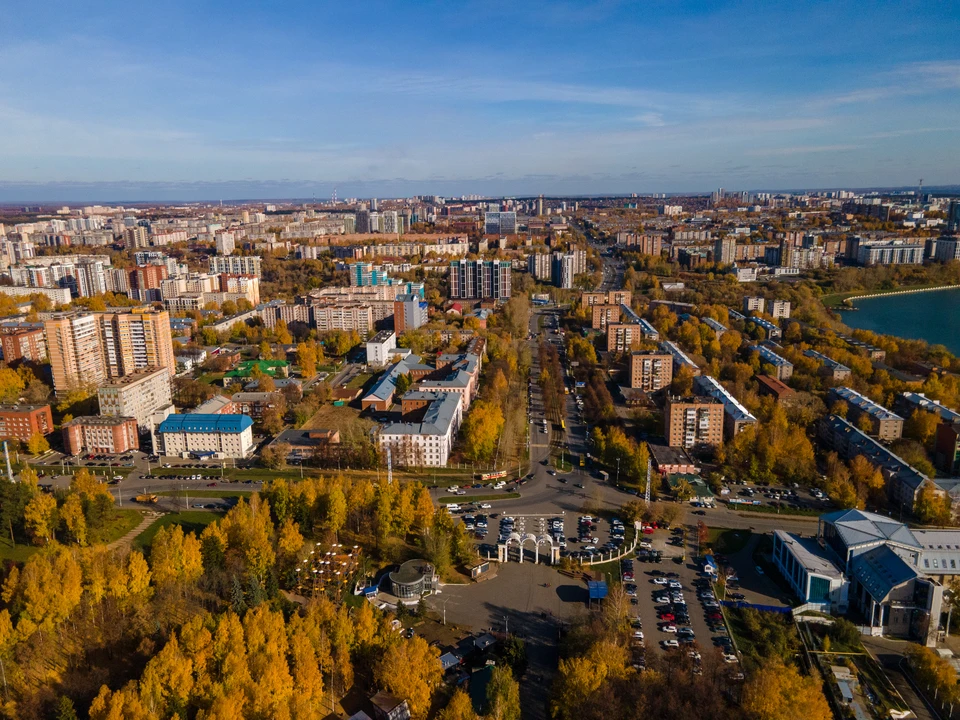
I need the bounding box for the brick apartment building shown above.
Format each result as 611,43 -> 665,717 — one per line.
630,352 -> 673,392
665,396 -> 724,450
0,326 -> 46,363
62,416 -> 139,455
0,405 -> 53,443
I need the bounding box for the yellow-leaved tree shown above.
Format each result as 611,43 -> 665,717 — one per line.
742,658 -> 831,720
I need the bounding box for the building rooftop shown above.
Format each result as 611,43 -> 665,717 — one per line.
851,544 -> 920,602
99,366 -> 168,387
832,386 -> 902,422
368,329 -> 396,345
0,404 -> 49,413
191,395 -> 234,414
620,303 -> 642,324
693,375 -> 757,423
637,318 -> 659,336
756,374 -> 794,396
659,340 -> 699,370
804,349 -> 851,372
821,508 -> 923,551
63,415 -> 135,427
381,392 -> 461,436
701,317 -> 727,333
364,354 -> 431,403
158,414 -> 253,434
822,415 -> 929,492
774,530 -> 844,580
900,392 -> 960,424
753,344 -> 792,367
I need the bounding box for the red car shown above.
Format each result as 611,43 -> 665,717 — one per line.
643,527 -> 655,535
658,613 -> 675,622
707,613 -> 723,621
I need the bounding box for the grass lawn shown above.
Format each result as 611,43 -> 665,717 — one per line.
0,538 -> 38,563
156,489 -> 254,499
553,454 -> 573,472
437,492 -> 521,504
133,511 -> 225,552
707,528 -> 752,555
88,508 -> 144,545
196,372 -> 226,385
301,403 -> 375,436
346,372 -> 373,390
53,466 -> 134,477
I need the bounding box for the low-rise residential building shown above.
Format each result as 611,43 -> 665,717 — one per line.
756,374 -> 795,402
581,290 -> 632,307
157,414 -> 254,458
378,391 -> 463,467
0,404 -> 53,443
664,395 -> 724,450
753,344 -> 794,380
701,317 -> 727,337
750,315 -> 782,340
897,392 -> 960,425
629,352 -> 673,392
230,392 -> 283,420
829,386 -> 904,441
819,414 -> 933,513
97,367 -> 173,430
419,353 -> 481,410
693,374 -> 757,439
361,354 -> 433,412
805,349 -> 853,381
935,423 -> 960,474
659,340 -> 700,376
63,416 -> 139,455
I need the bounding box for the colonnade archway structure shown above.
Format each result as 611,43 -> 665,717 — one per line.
494,514 -> 563,565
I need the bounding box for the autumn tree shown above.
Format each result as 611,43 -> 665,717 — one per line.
486,665 -> 520,720
375,636 -> 442,719
26,432 -> 50,456
23,491 -> 57,545
742,658 -> 831,720
905,409 -> 940,448
460,400 -> 504,463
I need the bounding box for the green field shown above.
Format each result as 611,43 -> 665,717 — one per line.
133,511 -> 224,551
437,492 -> 521,504
0,539 -> 38,563
707,528 -> 753,555
821,282 -> 952,309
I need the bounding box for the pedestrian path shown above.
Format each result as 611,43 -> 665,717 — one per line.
108,514 -> 159,551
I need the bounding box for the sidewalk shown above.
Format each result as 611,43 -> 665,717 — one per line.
108,514 -> 159,552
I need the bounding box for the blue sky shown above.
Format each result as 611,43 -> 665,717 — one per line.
1,0 -> 959,200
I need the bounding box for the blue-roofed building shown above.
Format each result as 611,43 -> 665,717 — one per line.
770,509 -> 947,645
693,374 -> 757,438
804,349 -> 852,381
751,344 -> 793,381
157,413 -> 254,458
749,315 -> 782,340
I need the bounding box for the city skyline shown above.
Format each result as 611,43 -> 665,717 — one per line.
2,0 -> 959,200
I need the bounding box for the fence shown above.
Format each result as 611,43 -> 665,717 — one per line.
720,600 -> 792,614
580,523 -> 641,566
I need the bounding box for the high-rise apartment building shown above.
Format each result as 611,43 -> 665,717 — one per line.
665,396 -> 724,449
215,232 -> 236,255
129,264 -> 169,301
483,212 -> 517,235
209,255 -> 262,277
935,237 -> 960,262
97,310 -> 176,378
44,310 -> 175,394
630,352 -> 673,392
947,200 -> 960,234
349,262 -> 392,287
714,237 -> 736,265
448,260 -> 511,300
527,253 -> 552,282
394,293 -> 428,333
743,296 -> 765,314
124,226 -> 149,249
97,367 -> 173,430
45,313 -> 108,393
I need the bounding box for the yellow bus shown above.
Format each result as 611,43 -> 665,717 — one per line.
561,419 -> 565,430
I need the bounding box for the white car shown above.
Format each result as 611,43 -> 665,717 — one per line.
668,580 -> 682,589
661,640 -> 680,649
723,654 -> 739,664
639,541 -> 652,550
652,578 -> 669,585
479,503 -> 492,509
632,630 -> 644,639
660,624 -> 677,633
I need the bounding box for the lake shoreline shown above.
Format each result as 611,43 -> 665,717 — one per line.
839,285 -> 960,355
845,284 -> 959,307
